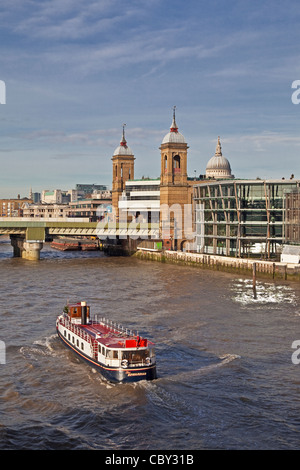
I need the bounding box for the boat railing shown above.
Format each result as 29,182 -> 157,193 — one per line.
89,315 -> 139,339
59,315 -> 92,344
59,313 -> 142,343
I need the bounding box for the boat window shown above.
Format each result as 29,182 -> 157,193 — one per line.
121,349 -> 150,363
105,349 -> 119,359
76,339 -> 79,347
81,343 -> 84,351
64,330 -> 66,337
102,347 -> 105,356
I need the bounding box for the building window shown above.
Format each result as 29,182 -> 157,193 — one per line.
173,155 -> 181,173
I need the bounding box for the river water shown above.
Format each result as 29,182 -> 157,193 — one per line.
0,236 -> 300,451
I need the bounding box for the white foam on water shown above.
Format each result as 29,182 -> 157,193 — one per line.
232,279 -> 297,306
171,353 -> 240,381
144,353 -> 240,385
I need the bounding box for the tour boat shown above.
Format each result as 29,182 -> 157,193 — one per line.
56,301 -> 157,383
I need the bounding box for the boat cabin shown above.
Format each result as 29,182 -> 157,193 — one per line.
65,301 -> 90,324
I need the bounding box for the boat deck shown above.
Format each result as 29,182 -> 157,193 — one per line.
80,321 -> 148,349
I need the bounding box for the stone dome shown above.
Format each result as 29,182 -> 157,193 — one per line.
162,107 -> 186,145
206,137 -> 233,179
113,143 -> 134,156
113,125 -> 134,156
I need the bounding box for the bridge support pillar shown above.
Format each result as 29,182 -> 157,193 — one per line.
22,241 -> 44,260
10,235 -> 43,260
10,235 -> 25,257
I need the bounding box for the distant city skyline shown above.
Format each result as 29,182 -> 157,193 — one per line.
1,0 -> 300,198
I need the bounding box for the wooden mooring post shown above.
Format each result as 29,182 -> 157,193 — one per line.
253,262 -> 257,299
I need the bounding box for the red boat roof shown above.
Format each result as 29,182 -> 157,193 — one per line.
80,321 -> 152,349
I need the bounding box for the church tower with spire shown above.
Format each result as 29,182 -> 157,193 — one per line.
111,125 -> 135,219
159,107 -> 190,250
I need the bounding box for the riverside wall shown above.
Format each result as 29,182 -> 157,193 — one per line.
134,249 -> 300,282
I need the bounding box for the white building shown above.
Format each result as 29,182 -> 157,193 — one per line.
22,203 -> 70,218
118,179 -> 160,223
41,189 -> 78,204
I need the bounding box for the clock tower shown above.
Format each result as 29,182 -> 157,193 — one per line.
159,108 -> 190,250
111,125 -> 135,220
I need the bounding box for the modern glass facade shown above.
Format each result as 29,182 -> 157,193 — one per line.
193,179 -> 300,258
285,190 -> 300,244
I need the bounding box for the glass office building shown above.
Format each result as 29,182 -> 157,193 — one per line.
285,189 -> 300,245
193,179 -> 300,258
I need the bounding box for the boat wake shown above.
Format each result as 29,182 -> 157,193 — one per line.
20,334 -> 59,362
167,353 -> 240,382
141,352 -> 240,385
232,279 -> 297,306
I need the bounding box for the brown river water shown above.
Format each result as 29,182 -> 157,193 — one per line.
0,236 -> 300,450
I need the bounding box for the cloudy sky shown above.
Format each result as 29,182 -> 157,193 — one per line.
0,0 -> 300,198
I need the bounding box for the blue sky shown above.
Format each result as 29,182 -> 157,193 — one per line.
0,0 -> 300,198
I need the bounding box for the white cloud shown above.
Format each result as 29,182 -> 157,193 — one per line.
14,126 -> 164,150
5,0 -> 150,41
224,131 -> 300,150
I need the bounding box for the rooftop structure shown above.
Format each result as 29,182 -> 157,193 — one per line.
113,124 -> 134,156
161,106 -> 186,145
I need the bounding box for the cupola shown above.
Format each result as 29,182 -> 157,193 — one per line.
205,137 -> 233,179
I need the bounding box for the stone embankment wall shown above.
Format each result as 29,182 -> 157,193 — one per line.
134,249 -> 300,281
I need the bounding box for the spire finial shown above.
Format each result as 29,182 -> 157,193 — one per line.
170,106 -> 178,133
120,123 -> 127,147
215,136 -> 222,155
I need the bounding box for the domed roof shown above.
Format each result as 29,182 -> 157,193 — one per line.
206,137 -> 233,178
113,125 -> 134,156
162,107 -> 186,145
113,143 -> 134,156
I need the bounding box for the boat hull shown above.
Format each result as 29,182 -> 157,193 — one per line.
57,328 -> 157,383
51,238 -> 99,251
51,241 -> 79,251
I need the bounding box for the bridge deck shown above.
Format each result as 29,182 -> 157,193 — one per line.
0,217 -> 160,239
